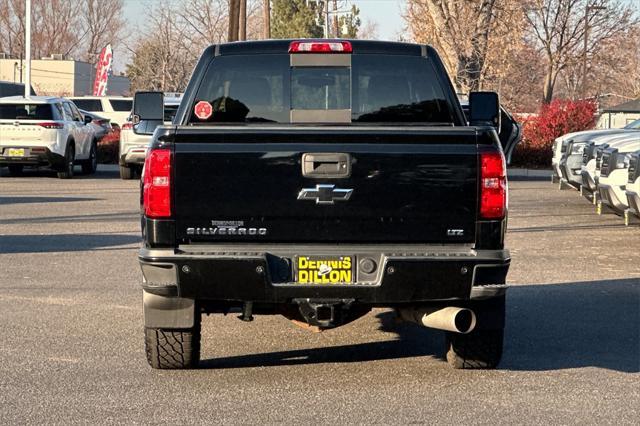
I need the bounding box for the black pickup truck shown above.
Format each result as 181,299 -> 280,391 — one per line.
132,40 -> 516,370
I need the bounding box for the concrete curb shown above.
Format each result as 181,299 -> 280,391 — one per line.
508,168 -> 551,178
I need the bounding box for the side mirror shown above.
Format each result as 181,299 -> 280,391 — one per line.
84,115 -> 93,124
132,91 -> 164,135
469,91 -> 500,131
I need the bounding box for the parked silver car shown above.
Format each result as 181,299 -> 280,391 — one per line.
79,109 -> 112,141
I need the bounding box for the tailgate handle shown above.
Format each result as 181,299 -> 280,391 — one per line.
302,153 -> 351,178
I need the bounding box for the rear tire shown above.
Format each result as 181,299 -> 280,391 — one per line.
445,328 -> 504,369
119,164 -> 134,180
57,143 -> 75,179
81,140 -> 98,175
145,321 -> 201,369
8,164 -> 23,176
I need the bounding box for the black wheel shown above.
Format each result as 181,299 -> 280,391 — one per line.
81,140 -> 98,175
119,164 -> 134,180
145,321 -> 201,369
446,328 -> 504,369
7,164 -> 23,176
57,143 -> 75,179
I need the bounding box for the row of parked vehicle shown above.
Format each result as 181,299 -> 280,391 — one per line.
552,118 -> 640,224
0,80 -> 183,180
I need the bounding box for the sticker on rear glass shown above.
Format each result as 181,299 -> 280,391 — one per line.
194,101 -> 213,120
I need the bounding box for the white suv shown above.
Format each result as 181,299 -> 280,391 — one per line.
67,96 -> 133,128
0,96 -> 97,178
118,97 -> 181,179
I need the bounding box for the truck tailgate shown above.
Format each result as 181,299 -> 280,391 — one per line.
173,127 -> 478,244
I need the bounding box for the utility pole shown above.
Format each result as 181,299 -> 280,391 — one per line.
333,0 -> 339,37
263,0 -> 270,39
228,0 -> 240,42
582,4 -> 606,98
239,0 -> 247,41
24,0 -> 31,98
325,1 -> 330,38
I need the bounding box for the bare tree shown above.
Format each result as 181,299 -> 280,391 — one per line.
0,0 -> 82,59
177,0 -> 229,46
78,0 -> 127,65
0,0 -> 25,57
0,0 -> 126,62
127,2 -> 194,92
406,0 -> 497,93
358,20 -> 379,40
524,0 -> 636,103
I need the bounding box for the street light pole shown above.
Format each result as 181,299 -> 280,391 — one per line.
24,0 -> 31,98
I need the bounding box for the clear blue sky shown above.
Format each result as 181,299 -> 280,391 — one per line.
117,0 -> 406,71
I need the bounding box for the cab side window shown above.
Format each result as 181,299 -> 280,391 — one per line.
69,103 -> 84,122
62,102 -> 75,122
53,103 -> 65,120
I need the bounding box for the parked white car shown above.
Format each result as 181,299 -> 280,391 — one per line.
118,96 -> 181,179
0,96 -> 97,178
67,96 -> 133,128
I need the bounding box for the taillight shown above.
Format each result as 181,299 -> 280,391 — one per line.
39,122 -> 64,129
289,40 -> 352,53
480,151 -> 507,219
143,149 -> 172,218
121,122 -> 133,130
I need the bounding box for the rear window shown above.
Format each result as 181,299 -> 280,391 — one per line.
291,67 -> 350,110
189,54 -> 454,124
165,104 -> 179,122
71,99 -> 103,111
0,103 -> 54,120
110,99 -> 133,111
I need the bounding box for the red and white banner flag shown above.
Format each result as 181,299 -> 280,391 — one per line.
92,44 -> 113,96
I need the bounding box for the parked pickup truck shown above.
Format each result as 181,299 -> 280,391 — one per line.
118,96 -> 181,179
625,150 -> 640,223
132,40 -> 516,370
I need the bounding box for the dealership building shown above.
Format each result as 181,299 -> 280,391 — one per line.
0,54 -> 130,96
597,98 -> 640,129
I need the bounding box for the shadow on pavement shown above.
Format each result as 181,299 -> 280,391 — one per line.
0,196 -> 101,205
0,233 -> 140,253
1,164 -> 121,180
507,175 -> 551,182
201,279 -> 639,373
0,211 -> 139,224
502,278 -> 639,372
200,312 -> 442,369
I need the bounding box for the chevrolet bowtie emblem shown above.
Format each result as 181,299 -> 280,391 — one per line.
297,184 -> 353,205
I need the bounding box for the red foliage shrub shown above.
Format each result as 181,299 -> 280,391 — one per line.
97,128 -> 120,164
511,99 -> 598,168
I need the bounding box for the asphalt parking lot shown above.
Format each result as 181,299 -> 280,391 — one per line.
0,166 -> 638,424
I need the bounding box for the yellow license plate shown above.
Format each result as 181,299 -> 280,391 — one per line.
7,148 -> 25,157
295,256 -> 354,285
